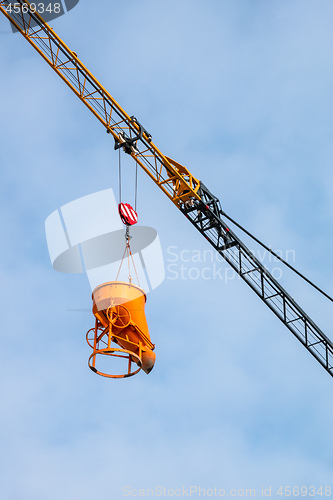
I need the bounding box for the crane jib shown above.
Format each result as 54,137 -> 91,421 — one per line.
1,0 -> 333,378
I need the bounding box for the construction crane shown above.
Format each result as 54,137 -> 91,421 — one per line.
1,0 -> 333,378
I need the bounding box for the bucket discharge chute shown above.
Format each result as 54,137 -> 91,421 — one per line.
86,281 -> 155,378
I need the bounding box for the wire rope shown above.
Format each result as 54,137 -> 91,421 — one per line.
135,163 -> 138,212
118,148 -> 122,203
221,210 -> 333,304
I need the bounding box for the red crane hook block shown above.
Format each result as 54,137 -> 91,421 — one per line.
118,203 -> 138,226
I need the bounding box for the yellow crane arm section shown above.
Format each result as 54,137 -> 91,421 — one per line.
0,0 -> 201,206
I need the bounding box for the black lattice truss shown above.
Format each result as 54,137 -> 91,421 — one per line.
182,184 -> 333,377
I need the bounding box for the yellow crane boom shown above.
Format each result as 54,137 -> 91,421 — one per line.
0,0 -> 200,207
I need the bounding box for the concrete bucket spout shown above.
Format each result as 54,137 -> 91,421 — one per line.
86,281 -> 155,378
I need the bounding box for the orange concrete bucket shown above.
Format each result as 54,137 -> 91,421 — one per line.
86,281 -> 155,378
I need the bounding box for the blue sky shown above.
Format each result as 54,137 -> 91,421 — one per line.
1,0 -> 333,498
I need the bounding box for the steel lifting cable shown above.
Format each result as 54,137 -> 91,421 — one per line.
118,147 -> 122,203
135,162 -> 138,212
116,145 -> 139,284
118,147 -> 138,211
115,231 -> 141,286
221,210 -> 333,304
116,245 -> 128,281
127,239 -> 141,286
